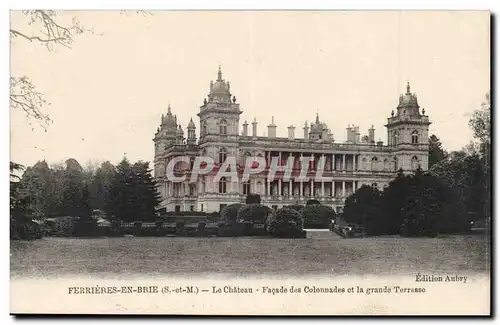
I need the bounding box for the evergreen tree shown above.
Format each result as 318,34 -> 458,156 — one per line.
428,134 -> 448,168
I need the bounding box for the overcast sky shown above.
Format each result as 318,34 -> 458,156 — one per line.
10,10 -> 490,168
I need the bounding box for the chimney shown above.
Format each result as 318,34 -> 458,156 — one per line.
267,116 -> 277,138
303,122 -> 309,139
242,120 -> 248,136
368,125 -> 375,144
346,125 -> 353,142
354,126 -> 360,143
287,125 -> 295,140
252,118 -> 258,137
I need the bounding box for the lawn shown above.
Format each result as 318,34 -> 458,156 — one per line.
10,231 -> 489,279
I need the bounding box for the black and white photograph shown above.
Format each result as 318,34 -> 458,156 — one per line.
8,9 -> 491,315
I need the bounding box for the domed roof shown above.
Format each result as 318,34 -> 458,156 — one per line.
310,113 -> 328,133
176,125 -> 184,135
187,118 -> 196,129
163,103 -> 177,130
398,82 -> 419,107
207,66 -> 232,104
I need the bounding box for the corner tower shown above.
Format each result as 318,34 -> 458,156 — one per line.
385,82 -> 431,171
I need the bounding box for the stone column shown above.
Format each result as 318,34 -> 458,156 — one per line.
342,154 -> 346,171
310,179 -> 313,196
332,180 -> 335,197
321,181 -> 325,197
289,179 -> 292,197
267,181 -> 270,196
342,181 -> 346,197
353,154 -> 357,170
300,181 -> 303,197
278,179 -> 282,196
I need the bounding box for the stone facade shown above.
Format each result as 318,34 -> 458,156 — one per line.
153,67 -> 431,213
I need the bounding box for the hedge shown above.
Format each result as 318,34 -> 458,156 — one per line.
220,203 -> 243,222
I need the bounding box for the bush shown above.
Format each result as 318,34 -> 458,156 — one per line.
302,204 -> 336,229
288,204 -> 304,212
306,199 -> 321,206
267,207 -> 305,238
246,194 -> 261,204
237,204 -> 272,223
220,204 -> 243,222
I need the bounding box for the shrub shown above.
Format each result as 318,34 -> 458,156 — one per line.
306,199 -> 321,206
268,207 -> 305,238
302,204 -> 336,229
288,204 -> 304,212
237,204 -> 272,223
220,203 -> 243,222
245,194 -> 261,204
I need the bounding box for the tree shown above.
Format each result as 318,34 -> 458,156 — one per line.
245,194 -> 261,204
61,158 -> 89,217
10,10 -> 150,128
343,185 -> 384,235
108,158 -> 160,222
428,134 -> 448,168
88,161 -> 115,212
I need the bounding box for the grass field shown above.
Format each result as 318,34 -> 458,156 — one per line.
10,231 -> 490,279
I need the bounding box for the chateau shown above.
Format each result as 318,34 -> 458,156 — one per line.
153,67 -> 431,213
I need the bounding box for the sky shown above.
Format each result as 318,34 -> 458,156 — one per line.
10,10 -> 490,168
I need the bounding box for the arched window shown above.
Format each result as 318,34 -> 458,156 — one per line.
189,184 -> 196,196
393,157 -> 398,171
219,148 -> 227,164
243,181 -> 250,195
219,119 -> 227,135
411,130 -> 419,144
371,157 -> 378,171
411,156 -> 420,170
383,158 -> 390,171
219,177 -> 227,193
202,122 -> 207,135
392,131 -> 399,146
256,181 -> 263,195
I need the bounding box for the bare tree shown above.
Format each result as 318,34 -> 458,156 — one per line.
10,10 -> 151,129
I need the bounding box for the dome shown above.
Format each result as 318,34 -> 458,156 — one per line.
176,125 -> 184,135
163,103 -> 177,130
207,66 -> 232,104
310,113 -> 329,133
398,82 -> 419,107
187,118 -> 196,129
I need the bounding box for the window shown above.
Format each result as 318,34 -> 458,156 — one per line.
383,158 -> 389,171
219,177 -> 227,193
202,122 -> 207,135
411,156 -> 420,170
243,181 -> 250,195
190,205 -> 194,212
175,205 -> 181,212
371,157 -> 378,171
256,181 -> 263,194
219,204 -> 227,211
272,205 -> 278,210
411,130 -> 419,144
189,184 -> 196,196
201,204 -> 204,212
392,131 -> 399,146
371,183 -> 378,189
393,157 -> 398,171
219,119 -> 227,135
219,148 -> 227,164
